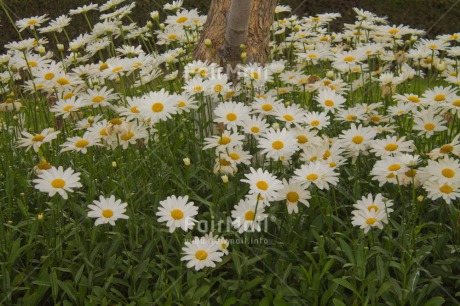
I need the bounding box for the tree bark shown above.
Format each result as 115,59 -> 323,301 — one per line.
194,0 -> 278,66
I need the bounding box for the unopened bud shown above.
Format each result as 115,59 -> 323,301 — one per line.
37,213 -> 44,221
417,195 -> 424,202
221,175 -> 229,183
57,44 -> 64,51
240,44 -> 246,51
205,39 -> 212,47
272,122 -> 280,130
410,36 -> 418,43
37,46 -> 46,55
183,157 -> 191,166
150,11 -> 159,21
241,52 -> 247,61
112,161 -> 117,168
159,23 -> 165,30
147,21 -> 153,28
326,70 -> 334,78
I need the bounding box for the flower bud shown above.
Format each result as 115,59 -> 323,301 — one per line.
205,39 -> 212,47
57,44 -> 64,51
183,157 -> 191,166
221,175 -> 229,183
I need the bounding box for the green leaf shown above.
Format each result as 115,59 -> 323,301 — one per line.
333,278 -> 358,295
423,297 -> 445,306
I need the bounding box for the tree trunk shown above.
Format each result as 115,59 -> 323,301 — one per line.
194,0 -> 278,66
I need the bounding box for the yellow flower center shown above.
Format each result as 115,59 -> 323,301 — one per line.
405,169 -> 417,178
100,128 -> 108,136
424,123 -> 435,131
110,118 -> 122,125
256,181 -> 268,190
452,100 -> 460,107
371,115 -> 381,122
388,164 -> 401,171
408,95 -> 420,103
262,104 -> 273,112
251,126 -> 260,133
428,44 -> 438,50
102,209 -> 114,218
120,132 -> 134,141
152,102 -> 164,113
99,63 -> 109,71
112,67 -> 123,72
343,56 -> 355,62
51,178 -> 65,189
32,134 -> 45,142
75,139 -> 89,148
28,61 -> 38,67
324,99 -> 334,107
168,34 -> 178,40
226,113 -> 237,121
385,143 -> 398,151
219,159 -> 231,166
193,85 -> 202,92
347,115 -> 357,121
310,120 -> 320,127
63,105 -> 74,112
36,161 -> 52,170
63,92 -> 74,100
218,136 -> 230,145
297,135 -> 308,144
245,210 -> 255,221
91,96 -> 104,103
283,114 -> 294,121
272,140 -> 284,150
388,29 -> 399,35
323,150 -> 331,160
440,144 -> 453,154
214,84 -> 223,93
439,184 -> 453,194
352,135 -> 364,144
44,72 -> 55,80
306,173 -> 318,181
286,191 -> 299,203
170,209 -> 184,220
251,72 -> 260,80
229,153 -> 240,160
367,205 -> 379,211
366,217 -> 377,225
177,102 -> 186,108
177,16 -> 188,23
27,19 -> 38,25
434,94 -> 446,102
57,78 -> 70,85
308,54 -> 317,59
442,168 -> 455,178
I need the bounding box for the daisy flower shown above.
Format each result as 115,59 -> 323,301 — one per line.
370,156 -> 408,187
80,86 -> 118,108
203,130 -> 245,152
241,168 -> 283,201
428,135 -> 460,160
352,193 -> 394,215
423,181 -> 460,204
87,195 -> 129,226
33,166 -> 82,200
17,128 -> 61,152
315,88 -> 346,113
304,111 -> 330,130
413,108 -> 448,138
214,101 -> 251,131
351,208 -> 391,234
273,104 -> 306,127
258,128 -> 299,161
181,236 -> 223,271
242,115 -> 270,138
60,132 -> 101,154
370,135 -> 414,157
418,156 -> 460,186
50,97 -> 83,119
293,161 -> 339,190
156,195 -> 198,233
278,179 -> 311,214
138,89 -> 177,125
338,124 -> 377,158
231,197 -> 268,233
251,95 -> 283,116
16,15 -> 49,32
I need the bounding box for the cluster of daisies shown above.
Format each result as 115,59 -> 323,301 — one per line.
1,0 -> 460,270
